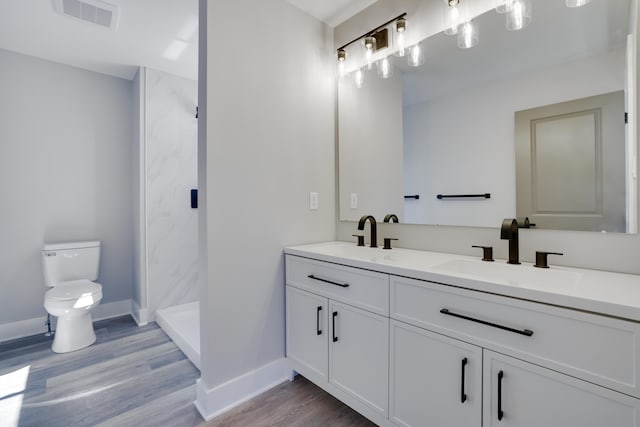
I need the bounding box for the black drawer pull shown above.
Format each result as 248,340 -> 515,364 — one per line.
332,312 -> 339,342
440,309 -> 533,337
498,370 -> 504,421
308,275 -> 350,288
316,306 -> 322,336
461,357 -> 468,403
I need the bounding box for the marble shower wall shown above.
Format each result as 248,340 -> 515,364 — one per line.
145,68 -> 198,318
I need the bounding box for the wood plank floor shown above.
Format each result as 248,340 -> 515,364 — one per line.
202,376 -> 377,427
0,316 -> 376,427
0,316 -> 202,427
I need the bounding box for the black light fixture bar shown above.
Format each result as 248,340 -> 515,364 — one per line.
337,12 -> 407,52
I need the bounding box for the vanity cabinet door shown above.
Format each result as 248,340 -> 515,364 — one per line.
390,320 -> 482,427
483,350 -> 640,427
329,300 -> 389,418
286,286 -> 328,381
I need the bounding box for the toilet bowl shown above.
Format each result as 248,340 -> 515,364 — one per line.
44,279 -> 103,353
42,241 -> 102,353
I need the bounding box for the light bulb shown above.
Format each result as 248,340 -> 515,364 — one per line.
566,0 -> 592,6
337,49 -> 347,79
458,20 -> 478,49
395,18 -> 407,57
377,57 -> 393,79
496,0 -> 515,14
506,0 -> 532,31
444,1 -> 461,35
354,69 -> 365,88
364,36 -> 376,71
408,45 -> 424,67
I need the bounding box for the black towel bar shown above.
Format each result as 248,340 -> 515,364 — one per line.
437,193 -> 490,200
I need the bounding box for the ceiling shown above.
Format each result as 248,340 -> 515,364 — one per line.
0,0 -> 374,82
0,0 -> 198,81
286,0 -> 378,27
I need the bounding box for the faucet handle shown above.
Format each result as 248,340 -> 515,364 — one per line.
472,245 -> 494,262
534,251 -> 563,268
383,238 -> 398,250
352,234 -> 365,247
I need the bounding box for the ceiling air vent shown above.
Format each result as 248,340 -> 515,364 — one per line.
53,0 -> 120,31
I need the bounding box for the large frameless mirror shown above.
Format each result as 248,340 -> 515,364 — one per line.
338,0 -> 638,233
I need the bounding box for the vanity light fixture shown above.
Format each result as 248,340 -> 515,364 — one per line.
444,0 -> 463,35
407,44 -> 425,67
444,0 -> 480,48
566,0 -> 592,7
446,0 -> 530,50
335,13 -> 407,87
394,17 -> 407,57
506,0 -> 532,31
337,49 -> 347,78
354,68 -> 365,88
377,56 -> 393,79
458,19 -> 479,48
364,36 -> 376,70
495,0 -> 514,14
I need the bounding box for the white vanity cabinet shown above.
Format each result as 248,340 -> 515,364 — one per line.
329,300 -> 389,417
285,286 -> 328,380
390,320 -> 482,427
483,350 -> 640,427
284,243 -> 640,427
391,275 -> 640,427
285,255 -> 391,425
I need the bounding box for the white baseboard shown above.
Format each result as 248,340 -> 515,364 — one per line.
0,299 -> 133,343
92,299 -> 132,321
131,300 -> 149,326
0,317 -> 48,343
195,357 -> 290,421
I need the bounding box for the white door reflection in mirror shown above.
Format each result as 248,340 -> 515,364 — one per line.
515,92 -> 626,232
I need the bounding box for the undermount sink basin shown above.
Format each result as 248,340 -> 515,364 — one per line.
302,242 -> 383,262
433,259 -> 582,291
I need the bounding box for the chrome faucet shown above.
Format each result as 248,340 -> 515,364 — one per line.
500,218 -> 521,264
358,215 -> 378,248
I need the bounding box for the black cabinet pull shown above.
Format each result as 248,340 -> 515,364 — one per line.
440,309 -> 534,337
332,311 -> 338,342
316,306 -> 322,335
307,275 -> 350,288
461,357 -> 468,403
498,370 -> 504,421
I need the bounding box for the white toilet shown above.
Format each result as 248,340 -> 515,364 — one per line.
42,241 -> 103,353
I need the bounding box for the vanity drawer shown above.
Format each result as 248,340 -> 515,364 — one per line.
390,275 -> 640,398
286,255 -> 389,315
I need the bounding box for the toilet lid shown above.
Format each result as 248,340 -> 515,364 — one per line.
46,280 -> 102,301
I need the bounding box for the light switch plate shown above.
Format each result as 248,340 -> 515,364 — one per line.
309,192 -> 319,210
350,193 -> 358,209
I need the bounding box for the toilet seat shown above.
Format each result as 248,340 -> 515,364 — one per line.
46,280 -> 102,301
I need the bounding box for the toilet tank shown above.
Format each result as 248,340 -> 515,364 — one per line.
42,241 -> 101,286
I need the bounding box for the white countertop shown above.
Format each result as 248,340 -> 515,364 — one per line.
285,241 -> 640,322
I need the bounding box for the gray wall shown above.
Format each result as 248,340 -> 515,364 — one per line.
199,0 -> 336,390
0,49 -> 135,324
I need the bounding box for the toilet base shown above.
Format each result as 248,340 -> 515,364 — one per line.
51,310 -> 97,353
